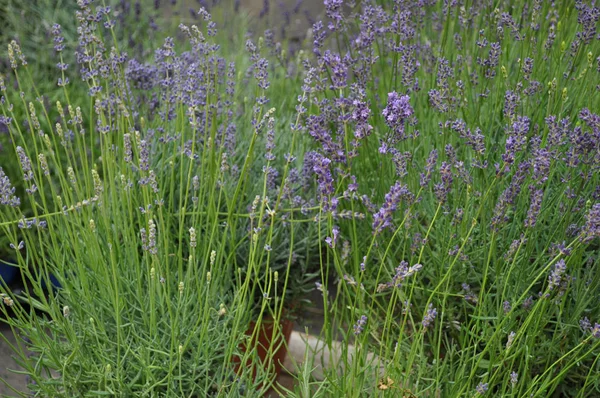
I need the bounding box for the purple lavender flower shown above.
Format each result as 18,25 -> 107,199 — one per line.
503,300 -> 511,314
524,188 -> 544,228
548,259 -> 567,291
580,317 -> 591,332
325,226 -> 339,248
503,90 -> 520,121
592,323 -> 600,339
372,181 -> 413,234
253,58 -> 270,90
574,2 -> 599,46
0,167 -> 20,207
428,89 -> 448,113
353,315 -> 367,335
304,152 -> 335,210
16,147 -> 34,181
491,161 -> 531,229
139,139 -> 150,171
450,120 -> 487,157
312,21 -> 326,56
123,133 -> 132,163
322,51 -> 348,89
51,24 -> 66,53
502,116 -> 530,167
422,303 -> 437,329
475,382 -> 489,395
323,0 -> 343,31
510,372 -> 518,386
420,149 -> 438,187
522,57 -> 534,79
381,92 -> 413,144
581,203 -> 600,242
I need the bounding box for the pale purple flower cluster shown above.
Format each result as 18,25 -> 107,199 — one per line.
524,188 -> 544,228
548,259 -> 567,291
581,203 -> 600,242
353,315 -> 367,335
372,181 -> 413,234
434,162 -> 453,203
475,382 -> 489,395
421,303 -> 437,329
0,168 -> 20,207
381,92 -> 414,145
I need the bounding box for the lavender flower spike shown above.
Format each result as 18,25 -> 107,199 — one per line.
372,181 -> 412,234
548,259 -> 566,291
0,168 -> 20,207
422,303 -> 437,329
353,315 -> 367,335
382,92 -> 413,143
476,382 -> 489,395
581,203 -> 600,242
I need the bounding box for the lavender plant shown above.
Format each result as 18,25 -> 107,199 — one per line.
277,0 -> 600,396
0,1 -> 312,396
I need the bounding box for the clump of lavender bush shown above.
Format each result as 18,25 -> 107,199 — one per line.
282,0 -> 600,396
0,1 -> 316,396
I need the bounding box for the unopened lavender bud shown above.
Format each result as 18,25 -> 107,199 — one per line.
178,344 -> 183,355
274,271 -> 278,282
2,295 -> 14,307
189,227 -> 196,248
56,101 -> 64,118
89,219 -> 96,231
206,272 -> 211,283
506,331 -> 516,350
63,306 -> 70,317
218,303 -> 227,316
150,267 -> 155,280
7,43 -> 17,69
178,282 -> 184,295
210,250 -> 216,266
92,169 -> 103,197
38,154 -> 49,176
43,134 -> 52,149
55,123 -> 63,139
67,167 -> 76,186
68,105 -> 75,121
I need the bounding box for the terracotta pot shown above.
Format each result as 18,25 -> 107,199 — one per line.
234,315 -> 294,384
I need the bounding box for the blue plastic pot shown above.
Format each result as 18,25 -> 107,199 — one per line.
0,261 -> 18,286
